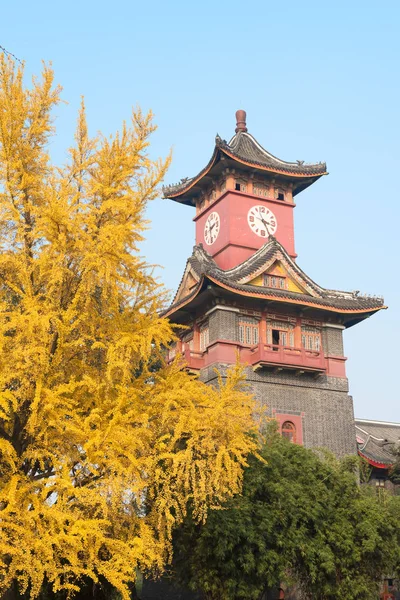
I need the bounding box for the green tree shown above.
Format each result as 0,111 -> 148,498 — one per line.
389,444 -> 400,486
171,427 -> 400,600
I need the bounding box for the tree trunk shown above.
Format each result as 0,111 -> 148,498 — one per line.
2,581 -> 20,600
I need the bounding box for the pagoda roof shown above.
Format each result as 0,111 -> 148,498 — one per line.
163,110 -> 328,204
163,238 -> 386,325
355,419 -> 400,468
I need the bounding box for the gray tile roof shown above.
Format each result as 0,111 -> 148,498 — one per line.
163,131 -> 327,200
225,132 -> 327,176
355,419 -> 400,466
164,239 -> 385,317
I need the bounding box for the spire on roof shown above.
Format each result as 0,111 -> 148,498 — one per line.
235,109 -> 247,133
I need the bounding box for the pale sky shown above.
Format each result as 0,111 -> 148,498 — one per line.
2,0 -> 399,421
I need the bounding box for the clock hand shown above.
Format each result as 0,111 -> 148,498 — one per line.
256,215 -> 271,235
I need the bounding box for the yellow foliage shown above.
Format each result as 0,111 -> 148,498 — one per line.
0,55 -> 260,599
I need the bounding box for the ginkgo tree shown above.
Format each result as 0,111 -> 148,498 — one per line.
0,55 -> 259,599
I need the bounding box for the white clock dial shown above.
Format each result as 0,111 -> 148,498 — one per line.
247,205 -> 277,238
204,211 -> 220,245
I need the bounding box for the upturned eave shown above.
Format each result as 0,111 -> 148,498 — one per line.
163,131 -> 328,204
163,274 -> 386,324
357,449 -> 393,469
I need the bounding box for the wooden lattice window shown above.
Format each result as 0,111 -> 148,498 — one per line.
199,323 -> 209,351
182,332 -> 194,353
239,316 -> 259,346
301,325 -> 321,352
253,183 -> 269,198
264,274 -> 286,289
281,421 -> 296,443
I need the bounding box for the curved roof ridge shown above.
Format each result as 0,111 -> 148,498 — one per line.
184,241 -> 384,308
162,145 -> 219,200
163,123 -> 328,202
164,260 -> 385,318
190,243 -> 216,270
257,238 -> 324,294
227,131 -> 324,169
220,131 -> 327,175
218,238 -> 280,276
170,254 -> 197,305
222,237 -> 325,295
356,418 -> 400,427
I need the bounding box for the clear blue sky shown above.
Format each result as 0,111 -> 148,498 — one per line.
2,0 -> 399,421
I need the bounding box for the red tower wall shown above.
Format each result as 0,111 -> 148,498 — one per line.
194,190 -> 296,270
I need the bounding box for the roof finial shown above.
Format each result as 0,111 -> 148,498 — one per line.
235,109 -> 247,133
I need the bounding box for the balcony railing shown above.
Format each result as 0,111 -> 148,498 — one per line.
248,343 -> 326,373
171,342 -> 326,374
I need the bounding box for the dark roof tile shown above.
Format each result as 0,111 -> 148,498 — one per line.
165,239 -> 385,316
355,419 -> 400,466
223,132 -> 327,176
163,131 -> 327,200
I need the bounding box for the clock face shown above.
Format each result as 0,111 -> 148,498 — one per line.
204,211 -> 220,245
247,205 -> 277,238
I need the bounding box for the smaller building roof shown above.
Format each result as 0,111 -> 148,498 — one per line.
355,419 -> 400,468
163,110 -> 328,204
164,238 -> 386,324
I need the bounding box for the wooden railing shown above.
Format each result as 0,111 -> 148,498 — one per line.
169,342 -> 326,373
249,343 -> 326,372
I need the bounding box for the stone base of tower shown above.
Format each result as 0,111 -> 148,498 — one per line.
200,365 -> 357,458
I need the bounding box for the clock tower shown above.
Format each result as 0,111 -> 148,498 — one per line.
162,111 -> 385,458
166,110 -> 327,269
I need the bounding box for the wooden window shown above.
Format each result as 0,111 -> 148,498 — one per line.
199,324 -> 209,351
253,184 -> 269,198
301,325 -> 321,351
282,421 -> 296,443
267,320 -> 295,347
264,275 -> 286,289
275,188 -> 285,201
246,326 -> 252,345
182,332 -> 194,353
239,316 -> 259,346
234,179 -> 247,193
275,413 -> 303,445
